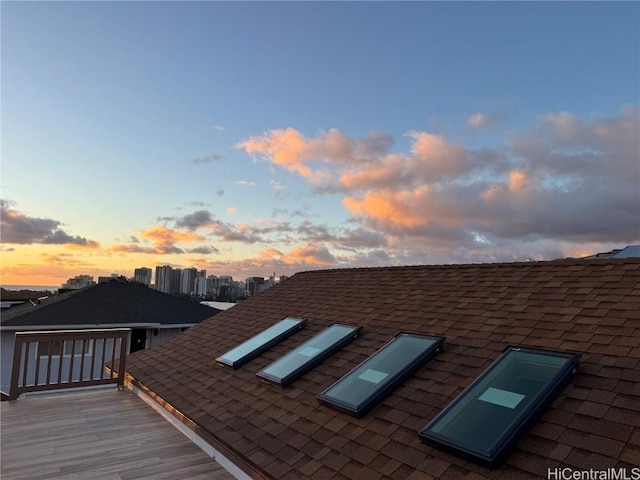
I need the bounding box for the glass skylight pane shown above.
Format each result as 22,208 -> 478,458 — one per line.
419,346 -> 579,467
216,317 -> 305,369
257,324 -> 361,387
318,333 -> 444,417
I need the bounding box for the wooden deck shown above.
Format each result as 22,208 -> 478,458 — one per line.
0,388 -> 236,480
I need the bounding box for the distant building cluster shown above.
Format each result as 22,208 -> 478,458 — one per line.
133,267 -> 153,285
60,268 -> 289,301
153,266 -> 286,300
61,275 -> 96,290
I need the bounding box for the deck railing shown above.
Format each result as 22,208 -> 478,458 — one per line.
9,329 -> 130,401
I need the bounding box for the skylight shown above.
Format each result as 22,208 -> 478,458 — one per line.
418,346 -> 579,467
216,317 -> 305,369
257,324 -> 361,387
318,333 -> 444,417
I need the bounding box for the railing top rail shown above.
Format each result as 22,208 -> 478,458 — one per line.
15,328 -> 131,338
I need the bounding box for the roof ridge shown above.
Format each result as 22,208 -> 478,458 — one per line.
293,257 -> 640,276
0,286 -> 89,323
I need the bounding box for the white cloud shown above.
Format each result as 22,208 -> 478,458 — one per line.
191,154 -> 223,164
468,112 -> 488,127
269,180 -> 286,192
234,180 -> 257,187
467,112 -> 505,129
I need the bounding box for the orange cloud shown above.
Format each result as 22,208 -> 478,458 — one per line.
480,171 -> 534,205
312,128 -> 354,164
340,154 -> 406,191
141,226 -> 204,243
255,245 -> 336,266
480,184 -> 502,202
239,128 -> 470,193
507,170 -> 529,191
237,128 -> 393,191
237,107 -> 638,266
343,188 -> 429,229
286,244 -> 337,266
64,240 -> 101,250
110,226 -> 206,256
505,170 -> 536,208
39,252 -> 94,267
341,133 -> 466,192
407,132 -> 465,180
257,247 -> 285,260
238,128 -> 315,178
111,244 -> 157,254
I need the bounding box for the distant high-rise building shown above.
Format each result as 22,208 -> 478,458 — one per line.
155,266 -> 173,294
170,269 -> 182,295
194,270 -> 207,297
216,276 -> 233,298
180,268 -> 197,295
61,275 -> 95,290
98,274 -> 120,284
206,275 -> 218,296
245,276 -> 266,296
133,267 -> 152,286
217,275 -> 232,291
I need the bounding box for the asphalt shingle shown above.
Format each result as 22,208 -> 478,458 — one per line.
125,259 -> 640,479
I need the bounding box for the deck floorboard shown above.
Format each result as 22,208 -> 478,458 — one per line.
0,389 -> 235,480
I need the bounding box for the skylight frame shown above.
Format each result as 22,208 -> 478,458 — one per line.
418,346 -> 579,467
318,333 -> 445,417
216,317 -> 305,369
256,323 -> 362,387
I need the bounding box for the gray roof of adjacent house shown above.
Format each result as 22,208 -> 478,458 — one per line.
1,281 -> 220,330
612,245 -> 640,258
580,244 -> 640,259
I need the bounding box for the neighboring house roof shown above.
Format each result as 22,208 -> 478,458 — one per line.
125,259 -> 640,480
1,281 -> 220,329
613,245 -> 640,258
580,244 -> 640,259
200,301 -> 238,311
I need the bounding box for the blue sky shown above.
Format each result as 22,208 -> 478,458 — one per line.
1,2 -> 639,286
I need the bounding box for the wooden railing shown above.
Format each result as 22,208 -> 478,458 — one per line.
9,329 -> 130,401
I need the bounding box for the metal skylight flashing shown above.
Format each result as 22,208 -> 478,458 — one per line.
216,317 -> 305,369
418,345 -> 579,467
257,323 -> 361,387
318,333 -> 444,417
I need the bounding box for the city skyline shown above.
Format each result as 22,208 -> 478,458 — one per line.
3,265 -> 282,291
2,2 -> 639,286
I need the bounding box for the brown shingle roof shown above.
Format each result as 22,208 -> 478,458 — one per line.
125,259 -> 640,479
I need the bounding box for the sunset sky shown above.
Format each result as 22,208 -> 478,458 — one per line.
2,2 -> 639,287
